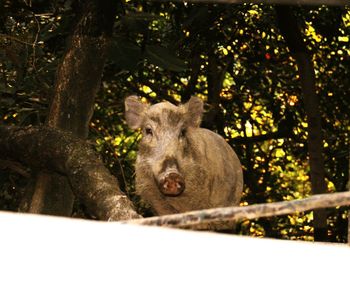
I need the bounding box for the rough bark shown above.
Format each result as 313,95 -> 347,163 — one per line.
276,6 -> 328,242
28,0 -> 118,216
0,125 -> 140,221
127,191 -> 350,229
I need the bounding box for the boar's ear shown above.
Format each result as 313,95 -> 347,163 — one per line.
124,96 -> 147,129
185,96 -> 204,127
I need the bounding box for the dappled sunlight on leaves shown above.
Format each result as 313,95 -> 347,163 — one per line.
1,2 -> 349,242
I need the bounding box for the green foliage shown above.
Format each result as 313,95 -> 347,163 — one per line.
144,45 -> 187,72
1,1 -> 349,242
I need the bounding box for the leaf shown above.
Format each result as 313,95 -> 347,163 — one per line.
183,7 -> 209,28
108,38 -> 142,71
145,45 -> 187,72
119,13 -> 162,33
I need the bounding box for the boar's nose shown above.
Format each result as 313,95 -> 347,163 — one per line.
159,172 -> 185,197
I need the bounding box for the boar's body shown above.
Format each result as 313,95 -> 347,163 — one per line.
125,96 -> 243,217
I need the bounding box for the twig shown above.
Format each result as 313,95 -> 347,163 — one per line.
125,191 -> 350,227
0,34 -> 33,46
30,12 -> 41,69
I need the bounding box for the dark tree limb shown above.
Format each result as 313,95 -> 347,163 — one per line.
182,55 -> 201,103
0,125 -> 140,221
126,191 -> 350,228
0,159 -> 30,178
150,0 -> 348,6
276,6 -> 328,242
202,53 -> 233,135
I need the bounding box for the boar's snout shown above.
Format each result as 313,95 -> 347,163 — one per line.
159,172 -> 185,197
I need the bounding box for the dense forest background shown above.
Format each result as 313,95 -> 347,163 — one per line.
0,0 -> 349,242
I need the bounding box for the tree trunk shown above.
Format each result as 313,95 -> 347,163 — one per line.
26,0 -> 118,216
276,6 -> 328,241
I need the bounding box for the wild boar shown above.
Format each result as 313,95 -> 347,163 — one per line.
125,96 -> 243,220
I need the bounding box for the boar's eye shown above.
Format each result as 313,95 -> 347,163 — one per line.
179,128 -> 187,139
144,126 -> 153,136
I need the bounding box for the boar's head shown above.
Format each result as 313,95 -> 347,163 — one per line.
125,96 -> 203,197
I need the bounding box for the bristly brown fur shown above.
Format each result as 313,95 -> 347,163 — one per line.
125,96 -> 243,231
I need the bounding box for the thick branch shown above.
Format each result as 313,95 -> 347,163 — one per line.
0,125 -> 140,221
150,0 -> 347,6
126,191 -> 350,227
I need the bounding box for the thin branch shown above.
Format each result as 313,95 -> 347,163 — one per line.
0,34 -> 34,46
231,128 -> 294,144
0,159 -> 30,178
125,191 -> 350,227
23,0 -> 32,7
30,12 -> 41,69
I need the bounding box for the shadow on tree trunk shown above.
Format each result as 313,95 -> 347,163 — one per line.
26,0 -> 120,217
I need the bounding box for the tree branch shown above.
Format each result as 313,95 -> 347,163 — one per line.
150,0 -> 347,6
231,128 -> 294,144
0,34 -> 34,46
0,125 -> 140,221
126,191 -> 350,227
276,5 -> 328,241
0,159 -> 30,178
